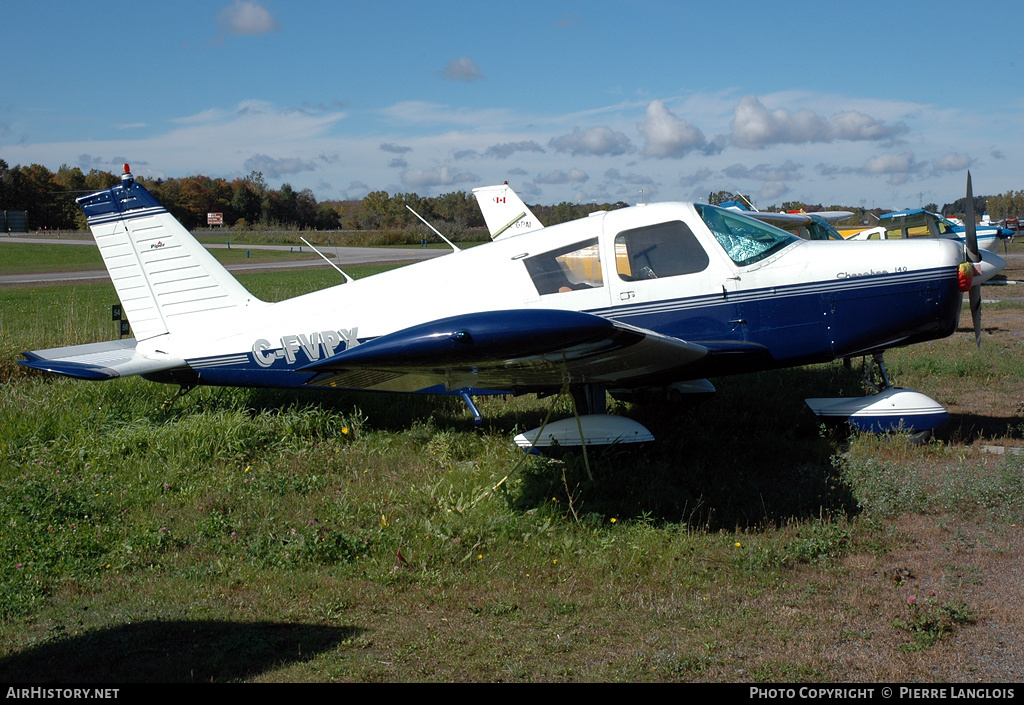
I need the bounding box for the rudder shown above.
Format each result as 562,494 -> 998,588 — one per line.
77,167 -> 262,341
472,183 -> 544,240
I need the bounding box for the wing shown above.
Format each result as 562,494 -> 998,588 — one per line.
20,339 -> 185,380
729,209 -> 854,225
732,210 -> 811,225
879,209 -> 929,229
299,309 -> 708,393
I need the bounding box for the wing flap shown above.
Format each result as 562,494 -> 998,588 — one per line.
299,309 -> 708,392
20,339 -> 185,380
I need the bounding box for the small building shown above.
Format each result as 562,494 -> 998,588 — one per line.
2,210 -> 28,233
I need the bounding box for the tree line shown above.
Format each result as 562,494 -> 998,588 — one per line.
0,161 -> 625,234
8,160 -> 1016,233
0,160 -> 486,232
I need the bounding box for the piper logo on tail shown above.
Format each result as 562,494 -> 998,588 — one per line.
252,328 -> 359,367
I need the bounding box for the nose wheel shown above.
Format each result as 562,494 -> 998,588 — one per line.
809,352 -> 947,438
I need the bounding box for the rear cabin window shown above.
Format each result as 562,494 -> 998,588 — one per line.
523,238 -> 603,295
614,220 -> 709,281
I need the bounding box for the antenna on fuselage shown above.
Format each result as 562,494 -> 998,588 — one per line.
405,206 -> 461,253
300,237 -> 354,283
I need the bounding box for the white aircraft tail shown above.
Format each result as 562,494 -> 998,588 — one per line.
472,183 -> 544,240
77,167 -> 262,341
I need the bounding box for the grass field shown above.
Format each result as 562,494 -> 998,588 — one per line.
1,245 -> 1023,682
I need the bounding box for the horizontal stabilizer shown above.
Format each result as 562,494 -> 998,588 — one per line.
20,339 -> 185,380
301,309 -> 708,393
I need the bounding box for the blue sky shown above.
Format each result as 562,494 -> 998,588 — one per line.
3,0 -> 1023,210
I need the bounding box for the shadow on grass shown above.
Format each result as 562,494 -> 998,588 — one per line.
172,363 -> 868,530
507,365 -> 866,530
939,412 -> 1024,444
0,620 -> 363,682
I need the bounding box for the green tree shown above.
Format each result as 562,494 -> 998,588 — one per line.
231,177 -> 263,225
361,190 -> 390,228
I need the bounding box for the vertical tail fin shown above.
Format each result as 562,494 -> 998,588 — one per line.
77,167 -> 262,341
472,183 -> 544,240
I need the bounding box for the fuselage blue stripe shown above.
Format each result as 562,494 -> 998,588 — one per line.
181,265 -> 961,393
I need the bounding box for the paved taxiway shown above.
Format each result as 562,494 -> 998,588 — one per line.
0,235 -> 449,285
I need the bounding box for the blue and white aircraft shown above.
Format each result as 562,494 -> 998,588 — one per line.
715,197 -> 1006,285
849,207 -> 1013,254
20,166 -> 983,446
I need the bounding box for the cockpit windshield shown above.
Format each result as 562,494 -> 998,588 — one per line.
694,203 -> 798,265
936,216 -> 959,235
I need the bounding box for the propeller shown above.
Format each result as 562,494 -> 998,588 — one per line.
1003,207 -> 1009,254
965,171 -> 983,348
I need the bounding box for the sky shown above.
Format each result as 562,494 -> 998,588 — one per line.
3,0 -> 1023,211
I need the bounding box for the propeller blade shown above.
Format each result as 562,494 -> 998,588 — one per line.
965,171 -> 980,264
970,285 -> 982,349
1004,207 -> 1009,254
965,172 -> 982,348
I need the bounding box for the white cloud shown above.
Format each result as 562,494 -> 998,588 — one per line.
554,13 -> 584,29
862,149 -> 923,185
862,150 -> 918,175
678,169 -> 713,189
730,96 -> 907,149
243,154 -> 315,178
380,101 -> 514,128
722,160 -> 803,183
932,152 -> 971,172
401,165 -> 478,188
604,168 -> 654,186
758,181 -> 790,202
731,96 -> 829,149
536,169 -> 589,185
637,100 -> 709,158
443,57 -> 484,82
549,126 -> 633,157
217,1 -> 280,36
828,110 -> 908,141
483,141 -> 545,160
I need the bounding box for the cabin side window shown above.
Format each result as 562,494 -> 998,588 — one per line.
613,220 -> 709,281
523,238 -> 603,295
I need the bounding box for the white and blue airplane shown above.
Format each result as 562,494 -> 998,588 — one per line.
714,197 -> 1006,285
849,207 -> 1013,254
20,166 -> 985,446
718,200 -> 853,241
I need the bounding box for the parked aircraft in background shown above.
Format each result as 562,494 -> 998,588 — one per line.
717,197 -> 1005,286
848,208 -> 1013,253
719,201 -> 852,241
20,167 -> 986,448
